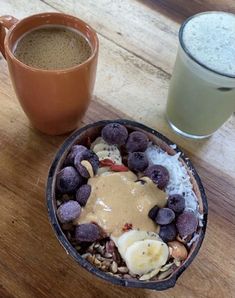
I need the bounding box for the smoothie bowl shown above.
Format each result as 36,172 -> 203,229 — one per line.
46,119 -> 208,291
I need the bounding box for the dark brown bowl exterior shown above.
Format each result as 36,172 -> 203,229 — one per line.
46,119 -> 208,291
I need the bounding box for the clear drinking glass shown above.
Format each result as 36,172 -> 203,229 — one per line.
166,12 -> 235,139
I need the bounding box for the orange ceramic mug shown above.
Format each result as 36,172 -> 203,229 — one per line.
0,13 -> 99,135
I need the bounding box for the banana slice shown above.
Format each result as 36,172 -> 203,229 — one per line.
91,137 -> 119,153
125,239 -> 168,275
91,137 -> 122,165
139,267 -> 160,281
112,230 -> 161,259
112,230 -> 168,277
96,150 -> 122,165
93,143 -> 119,155
90,137 -> 104,150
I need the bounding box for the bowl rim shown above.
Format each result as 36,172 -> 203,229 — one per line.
46,119 -> 208,291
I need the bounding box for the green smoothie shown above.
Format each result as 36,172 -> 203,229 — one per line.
166,12 -> 235,138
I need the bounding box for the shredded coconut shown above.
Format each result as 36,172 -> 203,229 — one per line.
198,213 -> 204,227
187,233 -> 200,247
145,145 -> 199,214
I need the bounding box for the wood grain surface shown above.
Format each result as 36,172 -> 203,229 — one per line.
0,1 -> 235,297
142,0 -> 235,23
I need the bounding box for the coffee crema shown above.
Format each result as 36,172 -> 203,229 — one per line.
13,26 -> 92,70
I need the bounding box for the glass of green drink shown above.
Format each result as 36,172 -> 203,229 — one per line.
166,11 -> 235,139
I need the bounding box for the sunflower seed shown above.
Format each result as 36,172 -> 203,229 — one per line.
111,261 -> 118,273
56,200 -> 62,207
101,265 -> 108,271
82,253 -> 92,259
87,254 -> 95,263
104,252 -> 112,258
62,194 -> 70,201
87,243 -> 95,253
66,232 -> 72,240
96,255 -> 105,261
102,259 -> 112,267
112,251 -> 121,265
118,266 -> 129,274
123,274 -> 132,279
62,223 -> 73,230
97,245 -> 105,255
108,272 -> 114,276
106,240 -> 115,254
174,259 -> 181,267
94,258 -> 101,266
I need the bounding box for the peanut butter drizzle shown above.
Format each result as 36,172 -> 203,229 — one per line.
76,171 -> 167,237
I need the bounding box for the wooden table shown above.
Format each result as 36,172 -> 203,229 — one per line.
0,1 -> 235,297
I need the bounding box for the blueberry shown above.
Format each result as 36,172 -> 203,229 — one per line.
156,208 -> 175,225
144,165 -> 169,189
126,131 -> 149,152
74,149 -> 99,178
148,205 -> 159,221
159,223 -> 177,242
168,194 -> 185,213
56,166 -> 83,194
128,152 -> 148,172
57,200 -> 81,223
75,223 -> 101,242
64,145 -> 87,166
101,123 -> 128,145
76,184 -> 91,206
176,211 -> 198,238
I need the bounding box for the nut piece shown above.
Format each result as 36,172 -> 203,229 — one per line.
168,241 -> 188,261
94,258 -> 101,267
176,234 -> 187,244
81,160 -> 94,178
86,254 -> 95,264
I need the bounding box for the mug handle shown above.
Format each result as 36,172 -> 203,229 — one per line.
0,15 -> 18,58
